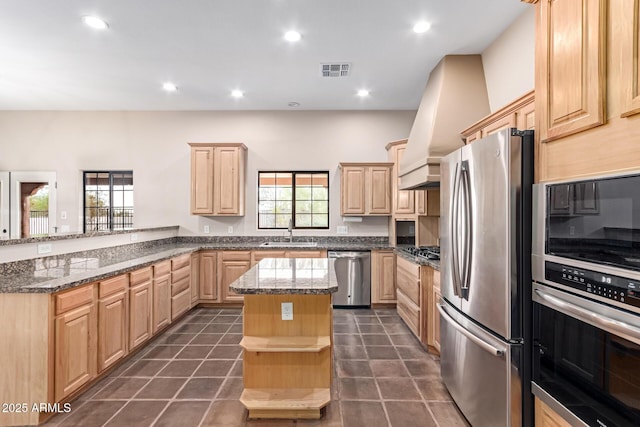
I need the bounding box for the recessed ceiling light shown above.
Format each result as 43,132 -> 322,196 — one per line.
82,15 -> 109,30
284,31 -> 302,42
357,89 -> 370,97
162,82 -> 178,92
231,90 -> 244,98
413,21 -> 431,34
287,102 -> 301,108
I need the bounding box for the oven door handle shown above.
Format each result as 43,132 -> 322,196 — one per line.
534,289 -> 640,345
437,302 -> 505,356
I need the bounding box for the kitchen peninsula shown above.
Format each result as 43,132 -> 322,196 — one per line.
230,257 -> 338,420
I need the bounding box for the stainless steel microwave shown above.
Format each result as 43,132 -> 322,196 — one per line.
531,171 -> 640,427
532,171 -> 640,311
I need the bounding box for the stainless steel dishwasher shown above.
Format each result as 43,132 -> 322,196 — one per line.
328,250 -> 371,307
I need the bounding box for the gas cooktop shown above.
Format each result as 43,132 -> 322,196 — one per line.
401,246 -> 440,261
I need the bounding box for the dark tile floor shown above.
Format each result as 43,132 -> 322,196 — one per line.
43,308 -> 469,427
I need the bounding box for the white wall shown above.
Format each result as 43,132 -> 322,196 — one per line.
481,8 -> 535,112
0,110 -> 415,237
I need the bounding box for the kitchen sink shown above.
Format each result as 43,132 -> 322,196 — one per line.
259,241 -> 318,247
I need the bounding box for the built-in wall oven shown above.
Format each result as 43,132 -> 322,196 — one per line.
532,171 -> 640,427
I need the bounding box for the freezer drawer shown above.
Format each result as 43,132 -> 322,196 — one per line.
439,300 -> 524,427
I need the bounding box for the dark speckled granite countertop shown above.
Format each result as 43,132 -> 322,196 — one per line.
0,238 -> 392,294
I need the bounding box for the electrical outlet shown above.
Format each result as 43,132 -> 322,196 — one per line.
281,302 -> 293,321
204,225 -> 210,234
409,225 -> 415,234
38,243 -> 52,254
60,211 -> 67,220
60,225 -> 70,233
337,226 -> 348,234
130,233 -> 138,242
228,226 -> 233,234
569,226 -> 575,236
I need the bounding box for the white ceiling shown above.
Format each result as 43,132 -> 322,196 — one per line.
0,1 -> 527,110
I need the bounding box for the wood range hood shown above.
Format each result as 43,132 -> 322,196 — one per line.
399,55 -> 491,190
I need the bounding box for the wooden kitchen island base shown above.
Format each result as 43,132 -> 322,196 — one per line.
230,258 -> 338,420
239,293 -> 333,420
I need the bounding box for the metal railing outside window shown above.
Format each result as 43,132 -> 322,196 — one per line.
29,210 -> 49,236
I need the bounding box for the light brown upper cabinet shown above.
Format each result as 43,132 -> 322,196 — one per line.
461,91 -> 535,144
528,0 -> 640,181
536,0 -> 606,143
339,163 -> 393,216
189,143 -> 247,216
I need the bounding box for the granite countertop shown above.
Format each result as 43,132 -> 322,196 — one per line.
0,240 -> 390,294
230,258 -> 338,295
394,248 -> 441,270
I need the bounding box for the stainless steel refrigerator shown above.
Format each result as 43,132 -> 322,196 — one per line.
439,128 -> 533,427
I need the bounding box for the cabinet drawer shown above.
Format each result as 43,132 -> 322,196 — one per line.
99,275 -> 129,299
396,261 -> 420,305
171,288 -> 191,320
154,260 -> 171,277
171,265 -> 190,283
221,251 -> 252,261
171,254 -> 191,271
397,289 -> 420,337
130,267 -> 152,286
55,284 -> 95,315
171,277 -> 190,296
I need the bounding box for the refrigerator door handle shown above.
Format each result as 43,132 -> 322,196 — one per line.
450,162 -> 462,297
437,303 -> 505,356
460,160 -> 472,300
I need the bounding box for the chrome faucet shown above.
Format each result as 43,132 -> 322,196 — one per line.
288,218 -> 293,243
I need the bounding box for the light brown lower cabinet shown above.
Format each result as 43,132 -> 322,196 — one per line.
220,251 -> 252,303
428,270 -> 441,353
129,281 -> 152,351
97,275 -> 128,373
152,271 -> 171,334
54,290 -> 97,401
190,252 -> 200,306
171,261 -> 191,320
199,251 -> 218,301
371,250 -> 396,303
535,397 -> 572,427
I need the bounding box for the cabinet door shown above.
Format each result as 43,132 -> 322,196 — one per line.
190,253 -> 199,305
214,146 -> 242,215
416,188 -> 440,217
536,0 -> 606,142
341,166 -> 366,215
431,284 -> 441,353
55,304 -> 97,401
129,282 -> 152,350
98,290 -> 128,372
395,146 -> 415,215
199,251 -> 218,301
621,1 -> 640,117
152,275 -> 171,334
535,397 -> 572,427
190,146 -> 214,214
372,251 -> 396,303
220,260 -> 251,302
368,166 -> 392,215
517,100 -> 536,130
481,113 -> 516,137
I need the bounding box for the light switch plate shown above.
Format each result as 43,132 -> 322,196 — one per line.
228,226 -> 233,234
38,243 -> 52,254
60,211 -> 67,220
130,233 -> 138,242
281,302 -> 293,321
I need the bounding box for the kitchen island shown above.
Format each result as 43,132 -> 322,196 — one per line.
229,257 -> 338,420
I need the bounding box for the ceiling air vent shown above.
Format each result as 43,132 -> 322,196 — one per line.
321,63 -> 351,77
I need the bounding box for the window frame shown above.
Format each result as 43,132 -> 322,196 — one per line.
257,170 -> 330,230
83,170 -> 134,233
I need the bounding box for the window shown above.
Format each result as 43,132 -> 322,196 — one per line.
258,171 -> 329,229
83,171 -> 134,232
